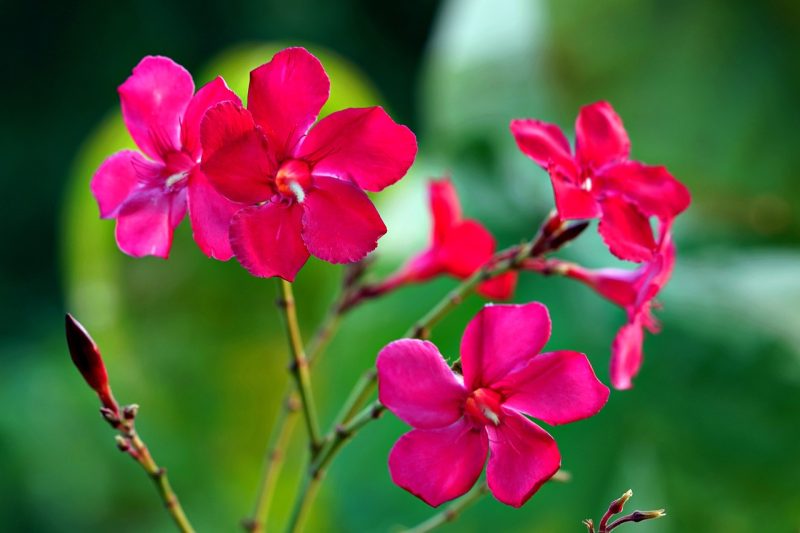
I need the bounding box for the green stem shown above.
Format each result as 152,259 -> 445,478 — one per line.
402,482 -> 488,533
242,393 -> 300,532
276,280 -> 322,453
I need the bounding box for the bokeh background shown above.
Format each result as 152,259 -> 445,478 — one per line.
2,0 -> 799,531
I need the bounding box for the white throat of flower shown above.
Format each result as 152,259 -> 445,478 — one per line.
289,180 -> 306,203
165,171 -> 189,189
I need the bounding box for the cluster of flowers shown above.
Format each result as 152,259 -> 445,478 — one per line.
90,47 -> 689,513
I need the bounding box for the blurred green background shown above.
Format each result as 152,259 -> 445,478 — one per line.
2,0 -> 799,531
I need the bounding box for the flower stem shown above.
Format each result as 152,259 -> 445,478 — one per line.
276,279 -> 322,453
242,393 -> 300,532
402,482 -> 488,533
116,418 -> 195,533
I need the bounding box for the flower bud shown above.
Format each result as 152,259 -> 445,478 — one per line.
608,489 -> 633,515
629,509 -> 666,522
65,314 -> 118,415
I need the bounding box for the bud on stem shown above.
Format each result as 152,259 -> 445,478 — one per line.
65,314 -> 119,415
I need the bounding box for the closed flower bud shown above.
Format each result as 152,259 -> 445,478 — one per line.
65,314 -> 119,415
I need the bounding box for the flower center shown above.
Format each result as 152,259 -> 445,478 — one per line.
464,388 -> 503,427
275,159 -> 312,203
162,151 -> 195,190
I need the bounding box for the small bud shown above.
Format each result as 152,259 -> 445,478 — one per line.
65,314 -> 118,415
608,489 -> 633,515
630,509 -> 666,522
582,519 -> 595,533
122,404 -> 139,421
115,435 -> 131,452
100,406 -> 121,428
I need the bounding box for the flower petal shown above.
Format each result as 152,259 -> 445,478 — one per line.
575,101 -> 630,169
229,202 -> 309,280
298,107 -> 417,192
388,420 -> 488,507
477,272 -> 518,301
200,102 -> 275,204
301,175 -> 387,263
486,411 -> 560,507
510,118 -> 576,173
598,196 -> 657,262
187,168 -> 243,261
461,303 -> 552,390
429,178 -> 462,245
377,339 -> 467,429
115,186 -> 186,258
248,47 -> 330,159
118,56 -> 194,160
550,168 -> 600,220
597,161 -> 691,222
92,150 -> 161,218
610,320 -> 644,390
495,350 -> 609,425
181,76 -> 241,160
439,220 -> 495,278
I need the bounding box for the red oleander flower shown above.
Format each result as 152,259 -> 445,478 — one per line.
379,178 -> 517,299
377,303 -> 609,507
552,234 -> 675,389
65,314 -> 118,414
510,101 -> 690,262
199,47 -> 417,280
92,56 -> 242,259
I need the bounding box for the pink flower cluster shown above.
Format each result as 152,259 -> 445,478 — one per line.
93,48 -> 417,280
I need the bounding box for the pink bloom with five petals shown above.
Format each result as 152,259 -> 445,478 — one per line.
552,234 -> 676,389
377,178 -> 517,300
199,47 -> 417,280
92,56 -> 243,259
511,101 -> 690,262
377,302 -> 609,507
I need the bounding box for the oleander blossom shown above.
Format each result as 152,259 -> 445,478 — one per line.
548,234 -> 675,389
199,47 -> 417,280
92,56 -> 243,259
377,178 -> 517,300
377,303 -> 609,507
511,101 -> 690,262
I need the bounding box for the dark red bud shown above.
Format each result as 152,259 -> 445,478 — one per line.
65,314 -> 118,415
608,489 -> 633,515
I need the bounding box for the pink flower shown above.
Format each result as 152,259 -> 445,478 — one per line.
377,303 -> 609,507
92,56 -> 243,259
510,101 -> 690,262
379,178 -> 517,299
199,47 -> 417,280
554,234 -> 676,389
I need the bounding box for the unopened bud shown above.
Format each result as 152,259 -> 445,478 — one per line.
608,489 -> 633,515
582,518 -> 595,533
630,509 -> 666,522
65,314 -> 118,415
122,404 -> 139,421
115,435 -> 130,452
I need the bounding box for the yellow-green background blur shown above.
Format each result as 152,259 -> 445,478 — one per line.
2,0 -> 799,531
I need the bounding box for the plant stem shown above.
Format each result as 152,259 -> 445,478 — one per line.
119,424 -> 195,533
242,394 -> 300,532
402,482 -> 488,533
276,279 -> 322,453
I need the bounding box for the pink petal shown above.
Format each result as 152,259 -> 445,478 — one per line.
248,47 -> 330,159
510,118 -> 577,173
486,410 -> 560,507
92,150 -> 160,218
115,186 -> 186,258
610,320 -> 644,390
429,178 -> 462,245
439,220 -> 495,278
187,168 -> 243,260
575,101 -> 630,169
118,56 -> 194,160
229,202 -> 309,281
301,175 -> 387,263
377,339 -> 468,429
495,350 -> 609,425
562,264 -> 641,309
550,169 -> 601,220
181,76 -> 241,160
596,161 -> 691,222
460,303 -> 552,390
388,420 -> 488,507
598,196 -> 657,262
477,272 -> 518,301
298,107 -> 417,192
200,102 -> 275,204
